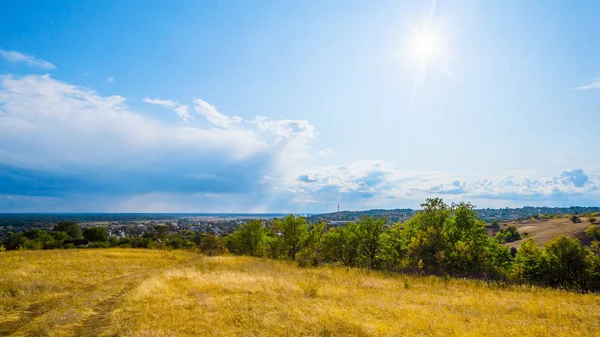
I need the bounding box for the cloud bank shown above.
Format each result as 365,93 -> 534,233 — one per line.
1,73 -> 599,212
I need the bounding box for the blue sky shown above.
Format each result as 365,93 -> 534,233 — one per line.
1,0 -> 599,212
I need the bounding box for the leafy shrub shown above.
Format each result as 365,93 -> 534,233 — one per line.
495,226 -> 521,243
585,225 -> 600,241
489,221 -> 500,229
514,240 -> 544,283
83,227 -> 108,242
88,242 -> 110,248
198,234 -> 224,256
542,236 -> 590,290
53,221 -> 83,240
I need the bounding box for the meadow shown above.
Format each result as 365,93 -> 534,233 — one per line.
1,249 -> 599,337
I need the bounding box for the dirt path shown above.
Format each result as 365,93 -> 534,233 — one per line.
0,270 -> 152,337
1,254 -> 202,337
75,255 -> 202,337
73,271 -> 149,337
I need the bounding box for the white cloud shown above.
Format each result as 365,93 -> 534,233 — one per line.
0,49 -> 56,69
2,73 -> 599,212
0,74 -> 286,166
251,116 -> 316,141
143,97 -> 193,122
317,148 -> 334,157
142,97 -> 177,108
0,74 -> 316,206
573,79 -> 600,91
106,76 -> 115,83
193,99 -> 241,128
284,160 -> 600,209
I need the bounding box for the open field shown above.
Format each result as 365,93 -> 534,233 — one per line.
1,249 -> 600,336
497,218 -> 594,249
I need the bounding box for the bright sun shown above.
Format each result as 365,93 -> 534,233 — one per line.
408,27 -> 443,64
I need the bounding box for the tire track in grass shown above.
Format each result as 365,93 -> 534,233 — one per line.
1,253 -> 202,337
75,254 -> 204,337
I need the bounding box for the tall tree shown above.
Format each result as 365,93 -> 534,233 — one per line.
279,214 -> 310,260
53,221 -> 82,240
83,227 -> 108,242
227,219 -> 268,257
357,216 -> 385,269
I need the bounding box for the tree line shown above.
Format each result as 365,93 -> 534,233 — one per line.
227,198 -> 600,292
1,220 -> 225,255
2,198 -> 600,292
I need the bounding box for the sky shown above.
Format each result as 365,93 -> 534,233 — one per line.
1,0 -> 599,212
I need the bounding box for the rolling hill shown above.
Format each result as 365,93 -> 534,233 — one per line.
1,249 -> 599,336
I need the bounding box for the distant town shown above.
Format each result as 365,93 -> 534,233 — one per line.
2,206 -> 600,240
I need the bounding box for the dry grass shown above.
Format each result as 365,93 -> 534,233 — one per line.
2,249 -> 600,336
0,249 -> 195,336
503,218 -> 593,249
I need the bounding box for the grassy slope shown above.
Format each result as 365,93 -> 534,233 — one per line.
498,218 -> 593,249
1,249 -> 599,337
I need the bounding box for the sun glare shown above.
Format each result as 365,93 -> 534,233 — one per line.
408,27 -> 444,64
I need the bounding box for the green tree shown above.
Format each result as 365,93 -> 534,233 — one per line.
378,224 -> 407,271
23,229 -> 57,249
53,221 -> 82,240
357,216 -> 385,269
51,231 -> 70,243
153,225 -> 169,241
542,236 -> 590,290
485,238 -> 513,274
83,227 -> 108,242
495,225 -> 521,243
278,214 -> 311,260
589,217 -> 597,224
514,239 -> 544,283
403,198 -> 452,269
322,223 -> 361,267
298,221 -> 328,266
198,234 -> 224,256
444,202 -> 497,273
166,235 -> 186,249
227,220 -> 268,256
3,232 -> 26,250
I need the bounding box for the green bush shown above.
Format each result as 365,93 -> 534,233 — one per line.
53,221 -> 83,240
495,226 -> 521,243
83,227 -> 108,243
542,236 -> 590,290
88,242 -> 110,248
489,220 -> 500,229
585,225 -> 600,241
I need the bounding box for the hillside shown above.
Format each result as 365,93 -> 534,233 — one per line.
493,217 -> 595,249
1,249 -> 599,336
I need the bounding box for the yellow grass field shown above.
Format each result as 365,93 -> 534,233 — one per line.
1,249 -> 600,337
